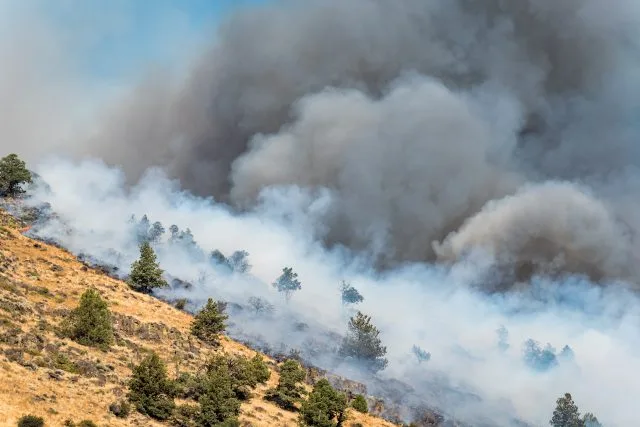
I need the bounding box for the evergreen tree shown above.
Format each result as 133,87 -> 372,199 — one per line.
412,345 -> 431,364
197,358 -> 241,426
582,413 -> 602,427
0,153 -> 32,197
264,359 -> 307,411
351,394 -> 368,414
340,281 -> 364,305
523,339 -> 558,372
128,242 -> 168,293
65,288 -> 114,349
338,311 -> 388,372
17,415 -> 44,427
299,379 -> 347,427
228,250 -> 251,273
550,393 -> 582,427
127,352 -> 176,420
272,267 -> 302,302
191,298 -> 228,346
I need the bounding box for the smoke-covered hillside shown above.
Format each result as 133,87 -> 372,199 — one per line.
3,1 -> 640,426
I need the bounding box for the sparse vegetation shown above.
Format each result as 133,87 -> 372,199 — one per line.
264,359 -> 306,411
128,241 -> 168,293
299,378 -> 347,427
17,415 -> 44,427
0,153 -> 32,197
191,298 -> 228,346
63,288 -> 113,350
109,400 -> 131,418
127,351 -> 176,420
272,267 -> 302,302
351,394 -> 368,413
338,311 -> 388,372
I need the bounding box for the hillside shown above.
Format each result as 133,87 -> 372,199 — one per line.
0,208 -> 395,427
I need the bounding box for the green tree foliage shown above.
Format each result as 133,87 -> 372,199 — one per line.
0,153 -> 32,197
197,357 -> 241,426
265,359 -> 307,411
272,267 -> 302,302
550,393 -> 582,427
202,353 -> 271,401
191,298 -> 228,346
340,281 -> 363,305
17,415 -> 44,427
128,242 -> 168,293
351,394 -> 368,413
299,379 -> 347,427
338,311 -> 388,372
64,288 -> 113,349
127,352 -> 176,420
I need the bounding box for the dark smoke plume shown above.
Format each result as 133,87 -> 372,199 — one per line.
88,0 -> 640,280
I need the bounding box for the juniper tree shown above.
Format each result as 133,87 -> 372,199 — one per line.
128,242 -> 168,293
0,153 -> 31,197
127,352 -> 176,420
340,281 -> 364,305
338,311 -> 388,373
299,379 -> 347,427
351,394 -> 368,414
550,393 -> 582,427
412,345 -> 431,364
272,267 -> 302,302
197,357 -> 241,426
264,359 -> 306,411
65,288 -> 113,349
191,298 -> 228,346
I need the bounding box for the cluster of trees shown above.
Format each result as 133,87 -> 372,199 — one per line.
523,339 -> 574,372
550,393 -> 602,427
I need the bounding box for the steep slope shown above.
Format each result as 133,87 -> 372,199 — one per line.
0,209 -> 394,427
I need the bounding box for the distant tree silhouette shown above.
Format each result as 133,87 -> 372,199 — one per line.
340,281 -> 364,305
272,267 -> 302,302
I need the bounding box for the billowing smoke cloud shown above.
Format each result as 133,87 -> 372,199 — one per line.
86,0 -> 640,277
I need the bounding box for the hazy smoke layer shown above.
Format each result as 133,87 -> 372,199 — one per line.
88,0 -> 640,274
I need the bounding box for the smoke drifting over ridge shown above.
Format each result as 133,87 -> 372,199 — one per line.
84,0 -> 640,279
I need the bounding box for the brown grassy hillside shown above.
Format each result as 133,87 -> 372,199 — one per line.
0,209 -> 395,427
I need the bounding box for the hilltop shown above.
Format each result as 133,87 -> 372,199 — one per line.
0,208 -> 395,427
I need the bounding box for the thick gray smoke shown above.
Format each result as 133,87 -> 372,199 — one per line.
87,0 -> 640,278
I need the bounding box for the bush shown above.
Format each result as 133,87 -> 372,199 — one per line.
338,311 -> 388,373
264,359 -> 306,411
128,242 -> 168,293
127,352 -> 176,420
351,394 -> 368,413
63,288 -> 113,350
77,422 -> 97,427
109,400 -> 131,418
191,298 -> 228,346
17,415 -> 44,427
299,379 -> 347,427
0,153 -> 32,197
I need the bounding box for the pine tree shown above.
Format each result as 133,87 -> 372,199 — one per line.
0,153 -> 31,197
550,393 -> 583,427
65,288 -> 114,349
340,281 -> 364,305
272,267 -> 302,302
191,298 -> 228,346
299,379 -> 347,427
338,311 -> 388,372
197,357 -> 241,426
128,242 -> 168,293
127,352 -> 176,420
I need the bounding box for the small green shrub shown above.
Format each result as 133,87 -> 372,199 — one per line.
109,400 -> 131,418
17,415 -> 44,427
63,288 -> 113,350
127,352 -> 175,420
351,394 -> 368,413
299,379 -> 347,427
77,421 -> 97,427
128,242 -> 168,293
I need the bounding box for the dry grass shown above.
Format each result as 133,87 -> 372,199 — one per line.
0,210 -> 394,427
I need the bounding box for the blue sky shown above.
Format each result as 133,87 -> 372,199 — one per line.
38,0 -> 267,80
